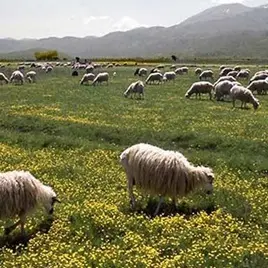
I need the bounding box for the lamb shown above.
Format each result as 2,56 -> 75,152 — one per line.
195,68 -> 202,76
0,170 -> 60,235
0,72 -> 9,84
163,71 -> 176,82
86,65 -> 94,73
120,143 -> 214,216
247,80 -> 268,95
124,80 -> 144,99
25,71 -> 37,83
185,81 -> 214,100
145,72 -> 163,85
220,67 -> 233,77
237,70 -> 250,79
92,72 -> 109,86
230,85 -> 260,110
134,68 -> 147,77
199,70 -> 214,81
80,73 -> 95,85
10,70 -> 24,85
215,80 -> 239,101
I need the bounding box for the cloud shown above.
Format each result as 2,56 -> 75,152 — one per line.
83,16 -> 110,25
112,16 -> 147,32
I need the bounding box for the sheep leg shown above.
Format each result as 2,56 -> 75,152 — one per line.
232,99 -> 235,108
5,220 -> 21,235
172,198 -> 177,208
127,175 -> 136,209
154,196 -> 164,216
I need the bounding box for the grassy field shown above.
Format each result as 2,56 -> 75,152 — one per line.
0,65 -> 268,267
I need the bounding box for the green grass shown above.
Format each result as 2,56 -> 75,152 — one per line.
0,66 -> 268,267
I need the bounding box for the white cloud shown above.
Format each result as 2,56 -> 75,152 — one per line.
83,16 -> 110,25
112,16 -> 147,32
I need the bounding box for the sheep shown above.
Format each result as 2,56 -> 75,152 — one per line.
156,64 -> 165,69
113,72 -> 117,77
220,67 -> 233,77
86,65 -> 94,73
170,64 -> 177,70
181,67 -> 189,74
134,68 -> 147,77
230,85 -> 260,110
10,70 -> 24,85
227,71 -> 238,78
72,70 -> 79,76
215,80 -> 239,101
106,64 -> 113,68
237,70 -> 250,79
17,65 -> 25,71
80,73 -> 96,85
214,76 -> 236,86
124,80 -> 144,99
25,71 -> 37,83
175,68 -> 184,75
199,70 -> 214,81
234,66 -> 241,72
247,80 -> 268,95
250,73 -> 268,83
92,72 -> 109,86
120,143 -> 214,216
150,68 -> 161,74
219,65 -> 226,71
145,72 -> 163,85
163,71 -> 176,82
46,66 -> 53,73
185,81 -> 214,100
0,170 -> 60,235
0,72 -> 9,84
195,68 -> 202,76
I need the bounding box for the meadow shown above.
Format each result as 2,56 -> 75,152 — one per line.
0,64 -> 268,267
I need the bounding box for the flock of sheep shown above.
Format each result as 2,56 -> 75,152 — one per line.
0,61 -> 267,235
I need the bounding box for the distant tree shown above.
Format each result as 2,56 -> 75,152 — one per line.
171,55 -> 177,62
75,57 -> 80,63
34,50 -> 59,61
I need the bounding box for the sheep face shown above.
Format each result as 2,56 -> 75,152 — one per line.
41,186 -> 60,215
202,169 -> 214,194
253,99 -> 260,110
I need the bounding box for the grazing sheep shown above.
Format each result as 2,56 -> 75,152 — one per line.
195,68 -> 202,76
0,170 -> 60,235
234,66 -> 241,72
214,76 -> 236,86
72,70 -> 79,76
26,71 -> 37,83
247,80 -> 268,95
0,72 -> 9,84
163,71 -> 176,82
227,71 -> 238,78
156,64 -> 165,69
185,81 -> 214,100
134,68 -> 147,77
175,68 -> 184,75
106,64 -> 113,68
215,81 -> 239,101
181,67 -> 189,74
250,73 -> 268,83
80,73 -> 95,85
219,65 -> 226,71
145,73 -> 163,85
10,70 -> 24,85
86,65 -> 94,73
150,68 -> 161,74
237,70 -> 250,79
230,85 -> 260,110
92,72 -> 109,86
170,64 -> 177,70
199,70 -> 214,81
120,143 -> 214,216
17,65 -> 25,71
46,66 -> 53,73
220,67 -> 233,77
124,80 -> 144,99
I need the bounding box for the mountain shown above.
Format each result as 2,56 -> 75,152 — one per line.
1,3 -> 268,59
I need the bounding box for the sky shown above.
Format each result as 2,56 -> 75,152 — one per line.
0,0 -> 267,39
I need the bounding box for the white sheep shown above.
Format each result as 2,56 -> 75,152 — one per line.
92,72 -> 109,86
170,64 -> 177,70
250,73 -> 268,83
195,68 -> 202,76
219,65 -> 226,71
247,80 -> 268,95
80,73 -> 96,85
181,67 -> 189,74
230,85 -> 260,110
199,70 -> 214,81
220,67 -> 233,77
215,81 -> 240,101
134,68 -> 148,77
124,80 -> 144,99
106,64 -> 113,68
163,71 -> 176,82
0,170 -> 60,235
237,70 -> 250,79
46,66 -> 53,73
120,143 -> 214,216
234,66 -> 241,72
145,72 -> 163,85
227,71 -> 238,78
10,70 -> 24,85
0,72 -> 9,84
185,81 -> 214,100
86,65 -> 94,73
26,71 -> 37,83
175,68 -> 184,75
214,76 -> 237,86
